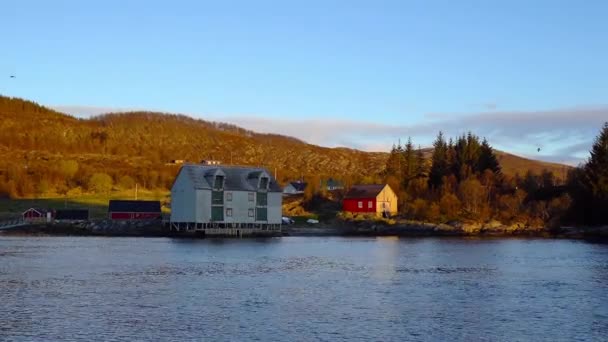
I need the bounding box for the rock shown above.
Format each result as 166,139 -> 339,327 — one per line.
484,220 -> 503,230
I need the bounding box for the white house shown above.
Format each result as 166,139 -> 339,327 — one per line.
283,181 -> 307,195
170,163 -> 283,236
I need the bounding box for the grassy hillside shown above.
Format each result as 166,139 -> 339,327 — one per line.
0,95 -> 569,203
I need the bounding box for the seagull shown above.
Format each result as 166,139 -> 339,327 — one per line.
537,147 -> 541,152
9,75 -> 15,78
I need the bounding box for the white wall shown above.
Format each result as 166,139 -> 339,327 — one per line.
195,189 -> 211,222
223,190 -> 257,224
267,192 -> 282,224
170,170 -> 196,222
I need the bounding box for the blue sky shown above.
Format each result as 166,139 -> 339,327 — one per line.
2,0 -> 608,164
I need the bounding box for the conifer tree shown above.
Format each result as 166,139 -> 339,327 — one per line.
585,122 -> 608,199
478,138 -> 501,175
402,137 -> 415,185
428,132 -> 449,190
415,145 -> 426,177
384,144 -> 400,177
568,123 -> 608,224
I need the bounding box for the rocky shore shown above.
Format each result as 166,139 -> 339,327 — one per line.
3,219 -> 608,240
284,219 -> 608,239
1,220 -> 166,237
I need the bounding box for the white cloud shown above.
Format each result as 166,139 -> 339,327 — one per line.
52,105 -> 145,118
52,104 -> 608,166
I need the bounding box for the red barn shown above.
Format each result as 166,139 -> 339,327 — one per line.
342,184 -> 398,217
108,200 -> 161,220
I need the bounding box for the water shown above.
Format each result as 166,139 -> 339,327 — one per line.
1,236 -> 607,341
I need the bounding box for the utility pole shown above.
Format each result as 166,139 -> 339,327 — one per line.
135,183 -> 138,200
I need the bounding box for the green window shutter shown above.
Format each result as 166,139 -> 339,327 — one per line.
211,206 -> 224,221
256,208 -> 267,221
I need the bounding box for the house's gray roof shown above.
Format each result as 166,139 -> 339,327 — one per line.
288,181 -> 307,192
178,164 -> 282,192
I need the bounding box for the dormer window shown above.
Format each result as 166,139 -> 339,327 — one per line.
214,175 -> 224,189
259,177 -> 269,189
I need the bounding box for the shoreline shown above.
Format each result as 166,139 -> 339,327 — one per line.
2,221 -> 607,240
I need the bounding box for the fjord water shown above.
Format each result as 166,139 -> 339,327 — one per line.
1,236 -> 607,341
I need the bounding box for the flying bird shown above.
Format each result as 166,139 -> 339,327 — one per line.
537,147 -> 541,152
9,75 -> 15,78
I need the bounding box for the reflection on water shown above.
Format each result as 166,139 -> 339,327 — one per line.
0,236 -> 607,341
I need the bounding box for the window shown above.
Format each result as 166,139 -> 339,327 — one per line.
248,192 -> 254,202
214,175 -> 224,189
248,208 -> 254,217
212,191 -> 224,205
358,201 -> 362,209
226,192 -> 232,201
259,177 -> 269,189
256,192 -> 268,206
226,208 -> 232,217
368,201 -> 373,209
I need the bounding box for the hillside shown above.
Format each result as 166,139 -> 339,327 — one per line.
0,95 -> 569,198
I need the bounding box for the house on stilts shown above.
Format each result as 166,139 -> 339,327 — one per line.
169,162 -> 283,236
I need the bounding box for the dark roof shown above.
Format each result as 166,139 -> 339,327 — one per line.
55,209 -> 89,220
344,184 -> 386,199
326,178 -> 343,188
176,164 -> 283,192
289,182 -> 307,191
108,200 -> 161,213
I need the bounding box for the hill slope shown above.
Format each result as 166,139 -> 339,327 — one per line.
0,95 -> 569,197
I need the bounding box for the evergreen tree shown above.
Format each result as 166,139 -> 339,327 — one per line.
451,132 -> 483,180
384,144 -> 400,177
402,137 -> 415,185
415,145 -> 426,177
478,138 -> 501,175
585,122 -> 608,198
580,122 -> 608,224
428,132 -> 449,190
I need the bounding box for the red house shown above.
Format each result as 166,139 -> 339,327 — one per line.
22,208 -> 51,223
342,184 -> 398,217
108,200 -> 161,220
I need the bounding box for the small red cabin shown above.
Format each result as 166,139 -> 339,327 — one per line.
342,184 -> 398,217
22,208 -> 51,222
108,200 -> 161,220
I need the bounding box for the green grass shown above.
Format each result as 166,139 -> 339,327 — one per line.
0,189 -> 170,220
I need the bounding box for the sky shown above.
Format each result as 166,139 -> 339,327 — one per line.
2,0 -> 608,165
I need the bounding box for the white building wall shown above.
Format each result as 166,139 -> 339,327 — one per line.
223,190 -> 257,223
195,189 -> 211,223
267,192 -> 282,224
170,170 -> 196,222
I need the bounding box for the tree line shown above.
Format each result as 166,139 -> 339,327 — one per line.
378,123 -> 608,227
380,133 -> 571,226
